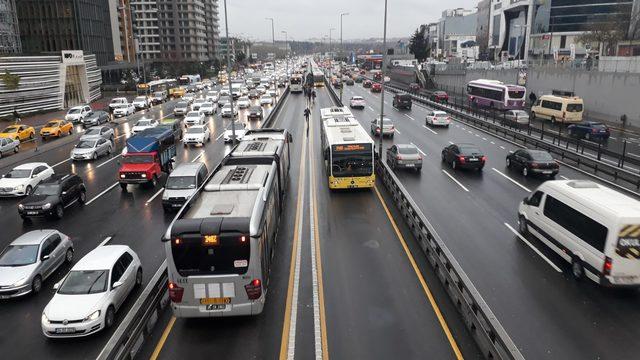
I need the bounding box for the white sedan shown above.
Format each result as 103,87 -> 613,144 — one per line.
349,96 -> 366,109
259,95 -> 273,106
0,162 -> 54,197
425,110 -> 451,127
220,104 -> 238,118
223,122 -> 247,142
131,118 -> 159,134
112,103 -> 135,118
184,111 -> 205,126
41,245 -> 142,338
199,102 -> 216,115
183,125 -> 211,146
236,96 -> 251,109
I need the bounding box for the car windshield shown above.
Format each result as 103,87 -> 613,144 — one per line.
176,102 -> 188,108
76,140 -> 96,149
187,112 -> 199,117
45,121 -> 59,128
202,102 -> 212,107
84,128 -> 101,136
508,90 -> 525,99
68,108 -> 81,114
567,103 -> 583,112
116,104 -> 129,109
0,245 -> 39,266
398,147 -> 418,155
530,151 -> 554,161
166,175 -> 196,190
261,95 -> 270,99
591,123 -> 607,129
135,120 -> 151,126
58,270 -> 108,294
250,106 -> 261,112
239,97 -> 249,102
2,127 -> 18,133
434,112 -> 448,118
111,99 -> 124,104
123,155 -> 154,163
6,169 -> 31,178
33,183 -> 60,196
186,127 -> 204,134
154,92 -> 164,97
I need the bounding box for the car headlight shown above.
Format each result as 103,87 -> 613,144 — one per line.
18,204 -> 24,211
15,184 -> 24,191
41,313 -> 49,324
120,174 -> 126,179
83,310 -> 101,322
141,173 -> 147,178
12,277 -> 28,287
42,203 -> 52,210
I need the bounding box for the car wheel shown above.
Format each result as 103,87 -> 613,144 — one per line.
120,183 -> 127,191
506,158 -> 511,168
65,248 -> 74,263
79,190 -> 86,205
105,306 -> 115,329
92,152 -> 97,160
451,160 -> 456,170
571,258 -> 584,280
531,112 -> 536,120
135,267 -> 143,287
14,145 -> 20,153
55,204 -> 64,219
32,275 -> 42,294
518,215 -> 528,235
25,185 -> 33,195
107,146 -> 112,155
29,132 -> 34,140
550,116 -> 556,124
522,167 -> 529,177
150,175 -> 158,188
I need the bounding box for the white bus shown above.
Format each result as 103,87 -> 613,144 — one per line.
179,74 -> 202,86
466,79 -> 526,110
290,74 -> 303,93
164,129 -> 292,317
320,106 -> 353,121
519,180 -> 640,287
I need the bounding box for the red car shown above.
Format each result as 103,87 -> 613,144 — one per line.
371,83 -> 382,93
363,80 -> 373,88
430,91 -> 449,103
373,72 -> 383,81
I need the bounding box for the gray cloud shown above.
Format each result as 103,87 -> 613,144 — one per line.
221,0 -> 476,41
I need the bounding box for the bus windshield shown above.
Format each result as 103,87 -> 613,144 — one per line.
331,144 -> 373,177
170,235 -> 250,276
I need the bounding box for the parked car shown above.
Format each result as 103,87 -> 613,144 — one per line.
80,125 -> 114,142
0,138 -> 20,158
441,143 -> 486,171
81,111 -> 110,128
504,110 -> 530,125
18,174 -> 86,220
223,121 -> 247,142
237,96 -> 251,109
0,230 -> 74,298
184,111 -> 205,126
506,149 -> 559,178
350,96 -> 366,109
0,125 -> 35,142
162,162 -> 208,212
199,102 -> 216,115
259,95 -> 273,106
131,118 -> 159,134
108,98 -> 128,113
65,105 -> 92,123
247,105 -> 264,120
567,121 -> 610,141
183,125 -> 211,147
132,96 -> 151,110
392,94 -> 412,110
173,101 -> 190,116
430,91 -> 449,103
40,120 -> 73,140
0,163 -> 54,197
370,117 -> 394,138
70,138 -> 113,161
425,110 -> 451,127
386,144 -> 423,172
41,245 -> 142,338
371,83 -> 382,93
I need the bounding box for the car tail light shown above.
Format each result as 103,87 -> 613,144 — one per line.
168,282 -> 184,303
397,155 -> 403,160
603,256 -> 613,276
531,162 -> 539,168
390,126 -> 394,130
376,128 -> 380,133
592,128 -> 598,133
458,156 -> 466,164
481,156 -> 487,162
245,279 -> 262,300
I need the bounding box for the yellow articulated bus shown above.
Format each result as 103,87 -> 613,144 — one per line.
320,116 -> 375,189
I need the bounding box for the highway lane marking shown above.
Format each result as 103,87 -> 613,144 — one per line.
448,141 -> 454,145
85,182 -> 119,205
373,186 -> 464,359
491,168 -> 532,192
482,137 -> 487,141
191,151 -> 205,162
475,134 -> 480,137
97,154 -> 121,168
560,175 -> 570,180
149,316 -> 177,360
490,141 -> 495,144
395,129 -> 402,135
52,158 -> 71,168
404,114 -> 415,121
609,136 -> 617,140
442,170 -> 469,192
368,106 -> 375,111
145,187 -> 164,205
422,125 -> 438,135
215,131 -> 225,141
410,142 -> 427,156
280,117 -> 308,360
99,236 -> 112,247
468,130 -> 473,134
504,223 -> 562,273
499,146 -> 506,150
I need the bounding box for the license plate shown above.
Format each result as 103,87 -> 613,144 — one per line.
468,158 -> 479,162
27,211 -> 38,215
200,297 -> 231,305
172,204 -> 182,207
205,304 -> 226,310
406,164 -> 414,167
542,171 -> 552,174
55,328 -> 76,334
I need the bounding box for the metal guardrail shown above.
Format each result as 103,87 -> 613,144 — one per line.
96,86 -> 291,360
324,80 -> 524,360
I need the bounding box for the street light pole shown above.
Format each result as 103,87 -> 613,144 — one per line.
329,28 -> 335,58
265,18 -> 275,45
339,12 -> 348,102
224,0 -> 236,143
378,0 -> 388,159
281,31 -> 288,76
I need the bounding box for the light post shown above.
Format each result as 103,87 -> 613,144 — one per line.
265,18 -> 275,45
378,0 -> 388,159
281,31 -> 289,76
224,0 -> 236,143
329,28 -> 335,59
339,13 -> 349,102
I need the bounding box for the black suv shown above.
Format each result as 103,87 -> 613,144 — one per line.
18,174 -> 86,220
392,94 -> 412,110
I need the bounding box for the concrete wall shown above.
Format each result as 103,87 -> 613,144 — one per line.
432,68 -> 640,126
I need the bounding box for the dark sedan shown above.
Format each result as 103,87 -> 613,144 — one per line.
567,122 -> 610,141
247,105 -> 264,120
506,149 -> 559,178
363,80 -> 373,88
81,110 -> 110,128
18,174 -> 86,220
441,143 -> 486,171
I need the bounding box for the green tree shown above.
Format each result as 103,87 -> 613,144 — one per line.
1,70 -> 20,90
408,26 -> 429,62
235,51 -> 246,64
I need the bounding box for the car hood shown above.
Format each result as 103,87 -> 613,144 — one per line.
72,147 -> 95,155
0,264 -> 37,286
163,188 -> 196,199
0,178 -> 28,187
44,293 -> 107,321
82,118 -> 99,123
21,194 -> 55,206
120,163 -> 155,172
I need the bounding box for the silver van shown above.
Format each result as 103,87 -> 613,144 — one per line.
162,162 -> 208,212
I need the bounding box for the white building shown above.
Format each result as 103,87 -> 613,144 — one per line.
488,0 -> 534,61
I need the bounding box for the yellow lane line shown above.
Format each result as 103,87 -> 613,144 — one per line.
149,315 -> 176,360
373,185 -> 464,360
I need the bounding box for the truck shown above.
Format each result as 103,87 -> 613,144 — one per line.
118,127 -> 176,190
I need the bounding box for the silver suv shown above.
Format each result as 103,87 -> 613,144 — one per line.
162,162 -> 208,211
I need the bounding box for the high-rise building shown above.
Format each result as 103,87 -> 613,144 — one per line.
0,0 -> 21,54
130,0 -> 161,61
16,0 -> 114,66
108,0 -> 137,63
436,8 -> 478,59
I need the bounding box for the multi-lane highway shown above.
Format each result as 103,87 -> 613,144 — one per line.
341,81 -> 640,359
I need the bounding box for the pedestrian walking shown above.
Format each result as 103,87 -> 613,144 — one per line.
304,107 -> 311,137
528,92 -> 537,107
12,107 -> 21,124
311,89 -> 316,105
307,87 -> 313,104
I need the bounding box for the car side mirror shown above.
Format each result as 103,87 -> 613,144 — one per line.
41,254 -> 50,261
112,281 -> 123,290
53,282 -> 60,290
32,174 -> 38,178
522,196 -> 529,205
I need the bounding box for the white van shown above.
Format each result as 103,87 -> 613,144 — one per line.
518,180 -> 640,287
531,94 -> 584,124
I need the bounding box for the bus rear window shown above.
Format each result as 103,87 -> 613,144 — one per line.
508,90 -> 525,99
171,235 -> 250,276
566,103 -> 583,112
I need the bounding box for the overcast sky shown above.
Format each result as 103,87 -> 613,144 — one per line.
222,0 -> 476,41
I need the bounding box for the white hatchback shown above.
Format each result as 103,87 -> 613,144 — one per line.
41,245 -> 142,338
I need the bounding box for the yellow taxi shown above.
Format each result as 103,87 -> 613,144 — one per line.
0,124 -> 35,142
40,119 -> 73,139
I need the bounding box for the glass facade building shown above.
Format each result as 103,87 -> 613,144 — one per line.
539,0 -> 635,33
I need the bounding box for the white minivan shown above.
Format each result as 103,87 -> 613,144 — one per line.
518,180 -> 640,287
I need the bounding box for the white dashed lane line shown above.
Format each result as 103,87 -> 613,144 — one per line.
442,170 -> 470,192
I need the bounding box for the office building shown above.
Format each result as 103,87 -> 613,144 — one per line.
488,0 -> 534,61
436,8 -> 478,59
108,0 -> 136,63
16,0 -> 114,66
476,0 -> 491,58
0,0 -> 21,54
130,0 -> 161,61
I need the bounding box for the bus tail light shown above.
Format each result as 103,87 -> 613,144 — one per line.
458,156 -> 466,164
603,256 -> 613,276
168,282 -> 184,303
245,279 -> 262,300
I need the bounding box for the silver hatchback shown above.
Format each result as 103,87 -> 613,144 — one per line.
0,230 -> 74,298
386,144 -> 423,171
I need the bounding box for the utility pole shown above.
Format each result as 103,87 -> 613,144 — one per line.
379,0 -> 388,159
281,31 -> 288,76
329,28 -> 335,58
339,12 -> 348,102
265,18 -> 275,45
224,0 -> 236,143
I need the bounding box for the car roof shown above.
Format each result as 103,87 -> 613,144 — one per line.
432,110 -> 447,114
396,144 -> 416,149
69,105 -> 86,110
72,245 -> 131,271
11,230 -> 58,245
170,162 -> 205,177
14,162 -> 48,170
